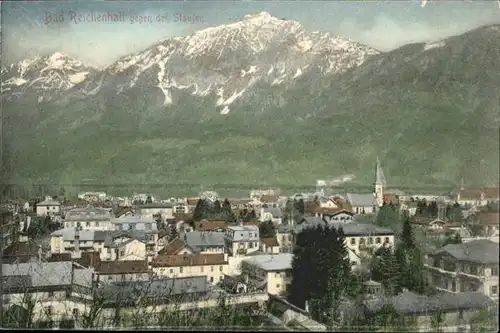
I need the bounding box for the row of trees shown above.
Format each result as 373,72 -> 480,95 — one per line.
192,199 -> 239,222
282,199 -> 305,223
414,200 -> 463,221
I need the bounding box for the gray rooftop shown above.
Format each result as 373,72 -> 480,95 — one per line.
346,193 -> 375,207
2,259 -> 92,289
434,239 -> 499,264
329,222 -> 395,236
100,276 -> 208,303
364,291 -> 495,315
244,253 -> 293,271
182,231 -> 225,249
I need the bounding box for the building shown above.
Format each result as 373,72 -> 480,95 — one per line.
240,253 -> 293,295
2,259 -> 95,328
63,206 -> 114,230
329,222 -> 395,267
181,231 -> 226,254
260,237 -> 280,254
224,225 -> 260,256
36,196 -> 61,217
151,253 -> 229,285
259,207 -> 283,224
346,193 -> 376,215
425,239 -> 499,301
133,203 -> 174,220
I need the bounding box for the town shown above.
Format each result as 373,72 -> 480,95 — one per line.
1,162 -> 499,331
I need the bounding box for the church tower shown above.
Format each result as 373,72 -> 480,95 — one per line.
373,157 -> 386,209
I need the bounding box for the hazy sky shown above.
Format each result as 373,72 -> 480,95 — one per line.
2,1 -> 499,68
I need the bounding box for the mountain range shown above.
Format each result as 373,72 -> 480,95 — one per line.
2,12 -> 499,194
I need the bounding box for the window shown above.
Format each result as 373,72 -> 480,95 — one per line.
249,233 -> 253,237
108,276 -> 112,280
219,266 -> 223,272
248,242 -> 253,249
351,261 -> 357,266
211,266 -> 214,272
86,222 -> 90,227
210,277 -> 214,282
48,291 -> 54,297
492,267 -> 499,276
350,238 -> 356,245
452,281 -> 456,292
179,267 -> 183,273
458,310 -> 463,320
169,269 -> 173,274
46,306 -> 53,316
359,238 -> 365,245
276,284 -> 280,288
201,266 -> 204,273
368,237 -> 374,245
375,237 -> 381,244
384,237 -> 390,243
73,308 -> 79,317
491,285 -> 498,296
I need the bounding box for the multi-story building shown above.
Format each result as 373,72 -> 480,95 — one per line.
36,196 -> 61,217
240,253 -> 293,296
151,253 -> 229,285
224,225 -> 260,256
50,228 -> 158,262
63,206 -> 114,230
2,259 -> 95,329
276,218 -> 395,266
134,203 -> 174,220
425,239 -> 499,301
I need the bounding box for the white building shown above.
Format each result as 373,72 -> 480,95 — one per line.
224,225 -> 260,257
63,207 -> 114,230
241,253 -> 293,296
36,196 -> 61,217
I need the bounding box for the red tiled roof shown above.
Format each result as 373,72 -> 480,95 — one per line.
482,187 -> 500,200
97,260 -> 149,275
158,238 -> 188,255
186,198 -> 200,206
195,220 -> 228,232
151,253 -> 227,267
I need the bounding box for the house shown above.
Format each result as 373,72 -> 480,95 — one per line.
411,217 -> 448,232
362,290 -> 496,331
276,223 -> 296,253
50,228 -> 157,262
194,220 -> 228,232
346,193 -> 376,215
134,203 -> 174,220
114,206 -> 135,218
329,222 -> 395,267
318,198 -> 339,209
452,187 -> 499,207
158,238 -> 196,255
151,253 -> 229,285
63,206 -> 114,230
182,231 -> 226,254
240,253 -> 293,295
425,239 -> 499,301
260,237 -> 280,254
259,207 -> 283,224
467,212 -> 500,237
36,196 -> 61,216
323,209 -> 355,223
224,225 -> 260,256
95,259 -> 151,283
2,259 -> 95,329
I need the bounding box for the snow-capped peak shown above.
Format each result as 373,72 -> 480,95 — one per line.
1,52 -> 96,100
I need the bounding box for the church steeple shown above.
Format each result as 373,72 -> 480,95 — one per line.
373,157 -> 386,208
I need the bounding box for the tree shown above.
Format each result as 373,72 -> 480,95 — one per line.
426,201 -> 438,218
193,199 -> 204,221
375,204 -> 400,228
400,215 -> 416,251
294,199 -> 305,215
289,225 -> 353,325
145,196 -> 153,204
259,221 -> 276,238
371,247 -> 402,295
214,200 -> 222,214
451,202 -> 463,221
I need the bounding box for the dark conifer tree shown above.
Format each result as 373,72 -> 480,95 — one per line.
193,199 -> 204,221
